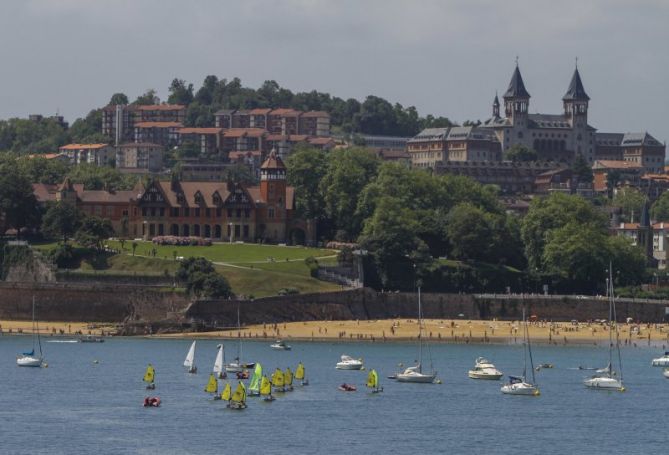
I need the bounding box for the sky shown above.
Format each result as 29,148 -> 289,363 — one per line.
1,0 -> 668,143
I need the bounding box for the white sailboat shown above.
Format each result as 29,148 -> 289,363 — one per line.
396,286 -> 437,383
225,305 -> 255,373
17,296 -> 45,368
184,340 -> 197,374
501,309 -> 540,396
213,344 -> 226,379
584,267 -> 625,392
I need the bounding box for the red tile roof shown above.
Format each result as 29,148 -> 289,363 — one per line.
260,151 -> 286,170
266,134 -> 309,142
592,160 -> 643,170
301,111 -> 330,118
222,128 -> 266,138
26,153 -> 67,160
135,122 -> 183,128
269,108 -> 300,117
178,127 -> 223,135
59,143 -> 109,150
136,104 -> 185,111
249,108 -> 272,115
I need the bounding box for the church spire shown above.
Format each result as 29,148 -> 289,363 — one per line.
563,66 -> 590,101
492,92 -> 500,117
503,63 -> 531,99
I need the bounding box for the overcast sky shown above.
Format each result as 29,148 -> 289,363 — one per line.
1,0 -> 667,143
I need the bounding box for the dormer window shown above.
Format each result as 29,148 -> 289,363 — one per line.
212,192 -> 221,206
176,192 -> 185,204
194,191 -> 204,205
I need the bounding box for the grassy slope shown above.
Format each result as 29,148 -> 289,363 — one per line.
31,240 -> 341,297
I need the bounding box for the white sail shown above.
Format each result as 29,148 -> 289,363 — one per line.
184,340 -> 196,368
213,345 -> 224,375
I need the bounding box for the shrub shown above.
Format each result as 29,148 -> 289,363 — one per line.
278,287 -> 300,296
304,256 -> 319,278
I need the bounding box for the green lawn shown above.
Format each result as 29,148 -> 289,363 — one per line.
31,240 -> 341,298
105,240 -> 336,264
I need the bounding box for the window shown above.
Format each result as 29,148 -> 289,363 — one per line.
150,207 -> 156,217
184,207 -> 190,217
194,208 -> 200,217
205,208 -> 211,217
227,209 -> 232,218
236,209 -> 241,218
243,225 -> 249,238
216,208 -> 222,217
268,208 -> 275,219
244,209 -> 250,218
159,208 -> 165,217
171,207 -> 179,217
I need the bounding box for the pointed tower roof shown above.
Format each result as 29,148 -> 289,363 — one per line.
493,93 -> 500,107
503,65 -> 530,99
260,148 -> 286,170
563,67 -> 590,101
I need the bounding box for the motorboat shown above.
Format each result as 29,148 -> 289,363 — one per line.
80,336 -> 105,343
501,376 -> 540,396
468,357 -> 503,380
396,365 -> 437,383
336,355 -> 364,370
651,352 -> 669,367
270,340 -> 292,351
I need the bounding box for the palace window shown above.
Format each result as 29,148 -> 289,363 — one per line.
268,208 -> 275,219
236,209 -> 242,218
171,207 -> 179,217
184,207 -> 190,217
227,209 -> 233,218
194,208 -> 200,217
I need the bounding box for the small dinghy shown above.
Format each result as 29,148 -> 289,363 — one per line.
143,397 -> 161,407
338,383 -> 357,392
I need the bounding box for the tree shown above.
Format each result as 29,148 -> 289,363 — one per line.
521,193 -> 608,272
221,164 -> 255,185
69,109 -> 108,143
176,257 -> 231,298
651,191 -> 669,221
571,154 -> 593,183
67,164 -> 137,191
109,93 -> 129,105
74,216 -> 113,249
320,147 -> 380,239
133,89 -> 160,106
41,202 -> 84,242
359,196 -> 426,288
0,163 -> 41,237
446,203 -> 493,262
286,145 -> 328,219
167,78 -> 194,105
613,187 -> 647,222
607,236 -> 646,286
504,144 -> 538,162
131,241 -> 138,256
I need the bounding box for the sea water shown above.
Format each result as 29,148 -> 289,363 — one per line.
0,336 -> 666,454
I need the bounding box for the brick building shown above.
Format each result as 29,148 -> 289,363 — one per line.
407,126 -> 502,168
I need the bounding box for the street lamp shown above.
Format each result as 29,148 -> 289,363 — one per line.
228,222 -> 233,244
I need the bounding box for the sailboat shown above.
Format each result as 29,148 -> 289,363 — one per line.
221,382 -> 232,402
17,296 -> 45,368
225,305 -> 255,373
501,308 -> 539,396
213,344 -> 226,379
584,267 -> 625,392
295,362 -> 309,386
366,369 -> 383,393
204,373 -> 221,400
228,381 -> 247,410
396,286 -> 437,383
284,367 -> 294,391
271,368 -> 286,392
143,364 -> 156,390
184,340 -> 197,374
260,375 -> 275,401
248,363 -> 263,396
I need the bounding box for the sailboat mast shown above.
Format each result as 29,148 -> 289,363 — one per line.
608,268 -> 614,372
237,304 -> 242,362
522,307 -> 527,380
610,267 -> 624,382
418,286 -> 423,373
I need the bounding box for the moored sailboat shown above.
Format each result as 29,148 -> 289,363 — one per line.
295,362 -> 309,386
396,286 -> 437,383
248,363 -> 263,396
501,309 -> 539,396
184,340 -> 197,374
366,369 -> 383,393
16,296 -> 45,368
225,305 -> 255,373
144,364 -> 156,390
584,267 -> 625,392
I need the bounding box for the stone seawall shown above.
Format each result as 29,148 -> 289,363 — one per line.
1,282 -> 667,326
0,282 -> 190,323
187,291 -> 669,326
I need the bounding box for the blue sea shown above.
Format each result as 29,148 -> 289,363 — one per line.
0,336 -> 666,454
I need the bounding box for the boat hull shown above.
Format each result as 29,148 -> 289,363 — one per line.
396,373 -> 436,383
501,382 -> 539,396
468,370 -> 503,380
651,357 -> 669,367
583,377 -> 625,391
17,356 -> 42,367
663,369 -> 669,379
335,363 -> 363,370
271,345 -> 291,351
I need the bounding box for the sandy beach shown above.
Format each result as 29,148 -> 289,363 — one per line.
0,320 -> 115,337
155,319 -> 669,347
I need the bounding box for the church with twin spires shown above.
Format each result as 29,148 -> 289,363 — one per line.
482,63 -> 595,164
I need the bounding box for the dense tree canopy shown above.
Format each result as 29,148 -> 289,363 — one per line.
504,144 -> 538,162
41,202 -> 84,242
613,187 -> 647,223
651,191 -> 669,221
